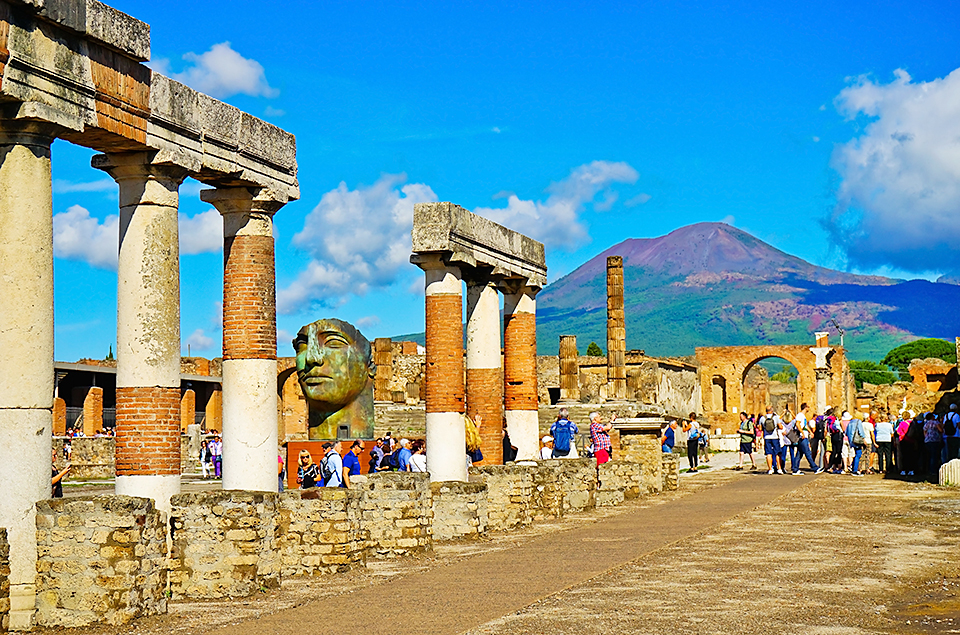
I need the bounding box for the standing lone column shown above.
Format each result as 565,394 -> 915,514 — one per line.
94,152 -> 187,512
606,256 -> 626,401
0,120 -> 58,631
502,282 -> 539,461
416,254 -> 466,481
202,187 -> 285,492
466,274 -> 503,464
559,335 -> 581,403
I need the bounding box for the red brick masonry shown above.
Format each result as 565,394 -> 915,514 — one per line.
223,234 -> 276,360
467,367 -> 504,464
504,312 -> 537,411
115,386 -> 181,475
425,294 -> 464,414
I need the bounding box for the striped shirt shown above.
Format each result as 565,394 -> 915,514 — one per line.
590,421 -> 612,452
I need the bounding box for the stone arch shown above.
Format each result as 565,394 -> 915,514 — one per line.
695,341 -> 852,432
740,355 -> 801,417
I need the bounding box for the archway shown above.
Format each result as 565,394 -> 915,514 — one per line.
741,356 -> 800,420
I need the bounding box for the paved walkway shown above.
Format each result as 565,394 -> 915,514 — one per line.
210,473 -> 806,635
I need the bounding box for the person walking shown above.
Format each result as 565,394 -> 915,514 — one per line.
736,411 -> 757,470
296,449 -> 320,489
843,412 -> 866,475
761,407 -> 783,474
795,403 -> 822,474
210,434 -> 223,479
199,439 -> 214,479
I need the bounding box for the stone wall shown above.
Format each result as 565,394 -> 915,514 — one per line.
54,437 -> 115,480
0,528 -> 8,632
620,434 -> 663,493
431,482 -> 488,541
277,489 -> 367,577
34,496 -> 166,628
597,461 -> 644,507
361,473 -> 432,557
169,492 -> 280,600
555,459 -> 597,513
473,465 -> 535,532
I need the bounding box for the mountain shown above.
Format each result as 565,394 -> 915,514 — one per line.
536,222 -> 960,361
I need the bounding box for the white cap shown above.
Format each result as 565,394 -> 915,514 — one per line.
400,438 -> 410,447
542,435 -> 553,444
841,412 -> 853,421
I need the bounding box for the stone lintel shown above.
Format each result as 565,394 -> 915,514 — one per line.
15,0 -> 151,62
411,202 -> 547,289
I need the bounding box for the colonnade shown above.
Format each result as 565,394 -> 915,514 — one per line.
416,256 -> 541,481
0,127 -> 288,628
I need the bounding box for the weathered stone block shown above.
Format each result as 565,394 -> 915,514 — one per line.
361,473 -> 432,557
940,459 -> 960,487
430,481 -> 488,541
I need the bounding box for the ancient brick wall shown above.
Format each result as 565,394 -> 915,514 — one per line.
597,461 -> 644,507
222,234 -> 276,360
277,489 -> 367,577
34,496 -> 167,627
431,481 -> 488,541
115,386 -> 181,476
361,472 -> 432,557
168,491 -> 280,599
0,528 -> 8,633
472,465 -> 535,532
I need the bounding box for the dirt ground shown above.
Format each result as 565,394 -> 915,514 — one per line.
34,470 -> 960,635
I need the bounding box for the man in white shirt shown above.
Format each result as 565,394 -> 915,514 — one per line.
761,406 -> 784,475
874,415 -> 895,474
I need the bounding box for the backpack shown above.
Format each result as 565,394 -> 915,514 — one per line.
945,414 -> 958,437
814,416 -> 826,438
687,425 -> 700,440
320,452 -> 338,483
762,416 -> 776,434
850,420 -> 865,445
552,419 -> 574,453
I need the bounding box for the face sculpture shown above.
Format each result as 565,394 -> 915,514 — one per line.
294,318 -> 376,439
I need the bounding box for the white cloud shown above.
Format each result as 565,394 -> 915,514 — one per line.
52,178 -> 116,194
356,315 -> 381,328
53,205 -> 119,270
264,105 -> 286,117
624,193 -> 651,207
53,205 -> 222,270
474,161 -> 638,249
277,174 -> 438,314
828,67 -> 960,273
169,42 -> 278,99
185,328 -> 214,351
179,209 -> 222,255
721,215 -> 736,225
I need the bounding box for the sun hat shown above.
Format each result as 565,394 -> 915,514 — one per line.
542,435 -> 553,444
841,412 -> 853,421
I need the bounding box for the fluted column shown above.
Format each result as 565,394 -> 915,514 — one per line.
559,335 -> 580,403
606,256 -> 626,401
466,273 -> 503,464
0,120 -> 58,631
94,152 -> 188,512
502,282 -> 539,461
416,254 -> 466,481
201,187 -> 284,492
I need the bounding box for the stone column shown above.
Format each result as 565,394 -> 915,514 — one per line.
94,152 -> 188,512
373,338 -> 393,402
502,283 -> 539,461
465,274 -> 503,464
82,386 -> 104,437
416,254 -> 466,481
559,335 -> 580,403
0,120 -> 58,631
815,369 -> 831,416
606,256 -> 626,401
180,389 -> 196,433
201,187 -> 285,493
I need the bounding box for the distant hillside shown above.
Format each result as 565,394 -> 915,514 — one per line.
393,223 -> 960,361
536,222 -> 960,361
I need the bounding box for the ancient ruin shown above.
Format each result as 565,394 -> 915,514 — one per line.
0,1 -> 297,627
410,201 -> 548,479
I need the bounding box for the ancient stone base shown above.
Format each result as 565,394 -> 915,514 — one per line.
620,434 -> 663,493
473,465 -> 535,532
35,496 -> 167,628
361,472 -> 432,557
431,482 -> 488,541
940,459 -> 960,486
277,489 -> 367,577
169,491 -> 280,600
662,454 -> 680,490
598,461 -> 645,507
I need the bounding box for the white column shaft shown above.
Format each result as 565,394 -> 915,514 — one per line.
221,358 -> 279,491
426,412 -> 468,481
506,410 -> 540,461
466,281 -> 501,370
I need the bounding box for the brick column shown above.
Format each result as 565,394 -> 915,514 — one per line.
0,120 -> 58,631
180,389 -> 196,433
502,283 -> 539,461
415,254 -> 466,481
465,274 -> 503,464
606,256 -> 626,401
201,187 -> 285,492
373,338 -> 393,402
82,386 -> 104,437
559,335 -> 581,403
94,152 -> 188,512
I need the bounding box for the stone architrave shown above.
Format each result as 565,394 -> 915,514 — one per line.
202,187 -> 285,492
559,335 -> 581,403
606,256 -> 626,401
0,120 -> 58,632
95,151 -> 188,512
465,273 -> 504,464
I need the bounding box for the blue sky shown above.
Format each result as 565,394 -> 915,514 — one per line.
51,0 -> 960,362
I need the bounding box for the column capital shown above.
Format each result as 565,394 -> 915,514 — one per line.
815,368 -> 832,380
201,187 -> 286,238
411,252 -> 458,272
0,119 -> 61,149
498,278 -> 540,298
92,151 -> 189,209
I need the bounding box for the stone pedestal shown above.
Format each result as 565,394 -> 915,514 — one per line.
202,187 -> 285,493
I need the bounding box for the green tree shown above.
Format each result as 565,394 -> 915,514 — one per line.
848,360 -> 897,390
770,365 -> 797,383
881,339 -> 957,382
105,345 -> 114,361
586,341 -> 604,356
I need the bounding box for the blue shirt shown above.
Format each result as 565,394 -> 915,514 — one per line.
342,450 -> 362,481
663,426 -> 675,449
398,447 -> 413,471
